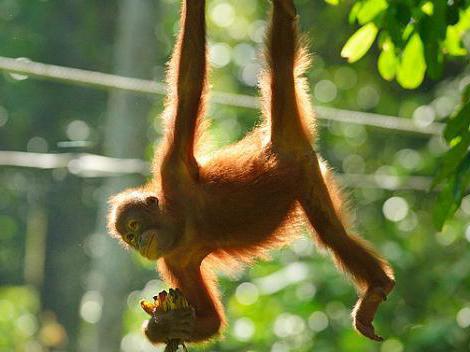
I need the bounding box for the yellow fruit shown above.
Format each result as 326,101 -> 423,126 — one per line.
140,288 -> 191,352
140,299 -> 155,316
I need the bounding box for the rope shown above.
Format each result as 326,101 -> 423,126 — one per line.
0,56 -> 443,136
0,151 -> 432,191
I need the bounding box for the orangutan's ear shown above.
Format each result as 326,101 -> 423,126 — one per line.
145,196 -> 159,208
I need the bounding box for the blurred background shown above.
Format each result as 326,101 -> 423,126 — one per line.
1,0 -> 470,351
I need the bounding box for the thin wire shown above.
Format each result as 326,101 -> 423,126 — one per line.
0,151 -> 149,177
0,151 -> 432,191
0,56 -> 444,136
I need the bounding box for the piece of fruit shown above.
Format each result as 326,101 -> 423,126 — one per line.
139,299 -> 155,316
141,288 -> 192,352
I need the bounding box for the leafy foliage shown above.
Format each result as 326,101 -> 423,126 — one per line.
341,23 -> 379,63
0,287 -> 41,350
337,0 -> 470,88
330,0 -> 470,228
433,85 -> 470,229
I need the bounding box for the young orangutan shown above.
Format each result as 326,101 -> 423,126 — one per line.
107,0 -> 395,344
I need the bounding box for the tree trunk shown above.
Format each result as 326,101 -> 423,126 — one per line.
79,1 -> 158,351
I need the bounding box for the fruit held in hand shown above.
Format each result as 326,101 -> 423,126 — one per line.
140,288 -> 191,352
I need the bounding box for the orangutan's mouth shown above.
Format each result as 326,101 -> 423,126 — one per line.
140,230 -> 156,258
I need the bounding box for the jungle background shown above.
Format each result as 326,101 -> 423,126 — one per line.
1,0 -> 470,351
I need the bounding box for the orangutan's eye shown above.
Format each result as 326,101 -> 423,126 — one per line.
126,233 -> 135,243
127,219 -> 140,231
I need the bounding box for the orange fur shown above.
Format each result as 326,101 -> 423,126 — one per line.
108,0 -> 394,344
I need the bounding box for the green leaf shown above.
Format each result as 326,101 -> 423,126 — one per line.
356,0 -> 388,24
443,102 -> 470,142
421,1 -> 434,16
457,152 -> 470,197
433,133 -> 470,187
447,4 -> 460,25
395,3 -> 412,25
433,180 -> 459,230
341,23 -> 379,63
444,26 -> 468,56
423,39 -> 444,79
378,39 -> 397,80
324,0 -> 339,5
402,23 -> 414,41
349,2 -> 362,24
382,10 -> 404,47
396,33 -> 427,89
434,153 -> 470,229
418,1 -> 446,79
456,154 -> 470,198
462,83 -> 470,103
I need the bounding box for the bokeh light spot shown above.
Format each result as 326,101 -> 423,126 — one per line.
296,282 -> 316,301
16,313 -> 38,337
460,195 -> 470,215
383,197 -> 409,222
273,313 -> 305,337
314,80 -> 337,103
210,2 -> 235,28
381,338 -> 404,352
325,301 -> 347,321
432,96 -> 456,118
121,332 -> 153,352
27,136 -> 48,153
66,120 -> 90,141
308,311 -> 329,332
342,123 -> 367,146
413,105 -> 435,128
233,317 -> 255,341
465,224 -> 470,242
397,212 -> 418,232
290,237 -> 314,256
342,154 -> 365,174
228,18 -> 250,40
80,291 -> 103,324
241,63 -> 261,87
435,230 -> 458,246
235,282 -> 259,305
209,43 -> 232,68
375,166 -> 400,190
249,20 -> 266,43
395,149 -> 422,170
357,85 -> 380,110
271,341 -> 290,352
456,307 -> 470,328
233,43 -> 256,66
